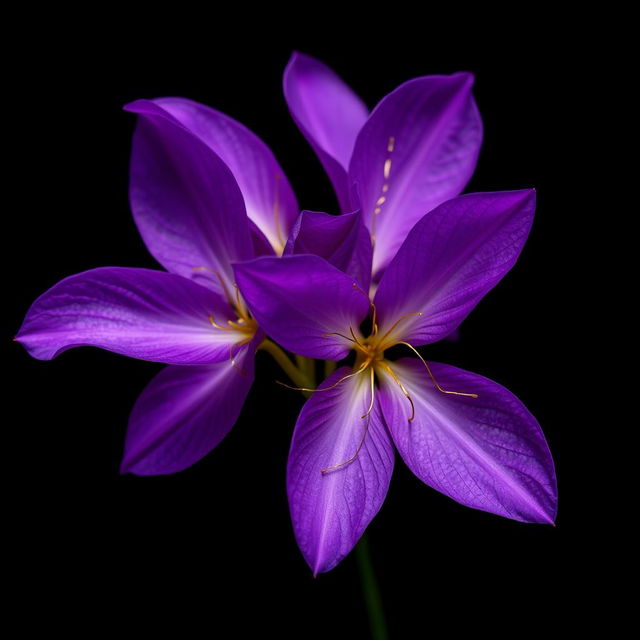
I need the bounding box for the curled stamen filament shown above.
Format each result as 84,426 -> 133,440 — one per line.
380,361 -> 415,422
378,312 -> 424,347
352,282 -> 378,336
277,359 -> 370,394
321,411 -> 372,475
209,315 -> 235,331
361,366 -> 376,419
395,341 -> 478,398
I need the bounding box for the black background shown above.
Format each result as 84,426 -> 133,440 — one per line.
6,14 -> 596,637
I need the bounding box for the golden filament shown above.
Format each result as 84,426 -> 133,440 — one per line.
395,341 -> 479,398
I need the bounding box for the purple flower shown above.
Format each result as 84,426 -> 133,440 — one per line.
16,97 -> 301,475
235,189 -> 557,574
284,52 -> 483,278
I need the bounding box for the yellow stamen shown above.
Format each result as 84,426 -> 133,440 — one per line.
276,359 -> 370,394
395,341 -> 478,398
321,411 -> 372,475
379,361 -> 415,422
209,315 -> 235,331
361,366 -> 376,419
378,311 -> 423,347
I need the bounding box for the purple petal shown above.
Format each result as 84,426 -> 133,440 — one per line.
16,267 -> 247,364
284,52 -> 368,212
234,255 -> 369,360
150,97 -> 298,254
374,190 -> 535,346
284,209 -> 372,291
121,336 -> 259,475
248,219 -> 276,257
378,359 -> 556,523
349,73 -> 483,276
125,100 -> 253,297
287,367 -> 394,574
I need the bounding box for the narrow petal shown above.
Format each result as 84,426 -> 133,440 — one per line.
374,190 -> 536,347
121,337 -> 259,475
16,267 -> 245,364
378,359 -> 557,523
125,100 -> 253,297
150,97 -> 298,254
283,52 -> 368,211
287,367 -> 394,574
234,255 -> 369,360
349,73 -> 483,276
284,210 -> 372,291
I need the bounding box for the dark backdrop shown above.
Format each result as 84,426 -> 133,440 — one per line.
6,16 -> 592,637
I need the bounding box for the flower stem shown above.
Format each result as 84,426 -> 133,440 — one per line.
324,360 -> 337,378
355,534 -> 388,640
259,339 -> 314,390
295,355 -> 316,387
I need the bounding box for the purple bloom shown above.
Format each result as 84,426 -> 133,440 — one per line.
235,189 -> 557,574
16,97 -> 301,475
284,52 -> 483,278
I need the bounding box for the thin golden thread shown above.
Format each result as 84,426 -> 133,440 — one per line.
379,361 -> 415,422
378,311 -> 423,346
371,136 -> 395,244
352,282 -> 378,336
361,366 -> 376,419
321,411 -> 372,475
395,341 -> 479,398
321,366 -> 378,473
349,326 -> 365,348
323,331 -> 358,343
276,360 -> 370,394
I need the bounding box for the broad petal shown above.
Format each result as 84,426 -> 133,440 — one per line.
16,267 -> 245,364
121,337 -> 258,475
125,100 -> 253,297
150,97 -> 298,254
349,73 -> 483,276
378,359 -> 556,523
374,190 -> 536,346
283,52 -> 368,212
284,210 -> 372,291
234,255 -> 369,360
287,367 -> 394,574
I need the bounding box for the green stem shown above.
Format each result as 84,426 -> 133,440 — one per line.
295,355 -> 316,387
355,534 -> 388,640
259,339 -> 314,390
324,360 -> 337,378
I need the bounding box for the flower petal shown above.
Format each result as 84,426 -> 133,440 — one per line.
234,255 -> 370,360
349,73 -> 483,276
374,190 -> 536,346
150,97 -> 298,254
121,337 -> 258,475
283,52 -> 368,212
378,359 -> 557,523
284,209 -> 372,291
125,100 -> 253,297
16,267 -> 245,364
287,367 -> 394,574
